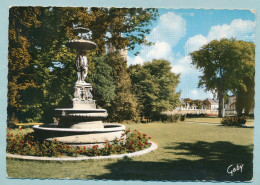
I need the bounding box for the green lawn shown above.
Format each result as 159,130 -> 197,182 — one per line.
185,117 -> 254,125
6,121 -> 254,181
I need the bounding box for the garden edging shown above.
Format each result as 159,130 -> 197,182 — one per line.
6,141 -> 158,161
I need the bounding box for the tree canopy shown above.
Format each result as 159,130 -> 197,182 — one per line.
106,52 -> 139,122
129,59 -> 181,121
190,38 -> 255,117
8,7 -> 158,124
89,55 -> 116,110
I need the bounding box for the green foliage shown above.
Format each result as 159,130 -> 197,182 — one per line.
8,7 -> 42,123
221,116 -> 246,126
185,113 -> 207,118
235,76 -> 255,116
180,114 -> 186,121
106,52 -> 139,122
89,55 -> 116,109
8,7 -> 158,123
160,114 -> 185,123
6,128 -> 151,157
89,52 -> 140,123
88,7 -> 158,53
129,59 -> 181,121
190,38 -> 255,117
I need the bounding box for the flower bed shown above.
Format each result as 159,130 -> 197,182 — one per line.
6,128 -> 151,157
220,116 -> 246,126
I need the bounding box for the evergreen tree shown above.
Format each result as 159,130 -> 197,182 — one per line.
106,52 -> 139,122
90,55 -> 116,110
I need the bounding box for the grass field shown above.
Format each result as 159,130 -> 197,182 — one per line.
6,120 -> 254,181
185,117 -> 254,125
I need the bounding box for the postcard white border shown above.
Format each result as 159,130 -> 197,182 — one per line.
1,1 -> 259,185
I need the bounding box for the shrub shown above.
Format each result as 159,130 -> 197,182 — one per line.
248,114 -> 254,118
7,124 -> 19,129
160,114 -> 181,123
6,129 -> 151,157
180,114 -> 186,121
186,113 -> 206,118
169,114 -> 180,123
221,116 -> 246,126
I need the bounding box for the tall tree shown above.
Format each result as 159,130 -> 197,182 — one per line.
190,38 -> 255,117
129,59 -> 181,121
89,55 -> 116,110
106,52 -> 139,122
8,7 -> 158,123
8,7 -> 42,124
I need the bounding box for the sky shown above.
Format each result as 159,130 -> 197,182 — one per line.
127,9 -> 256,100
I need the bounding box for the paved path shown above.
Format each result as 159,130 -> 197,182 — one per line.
185,121 -> 220,125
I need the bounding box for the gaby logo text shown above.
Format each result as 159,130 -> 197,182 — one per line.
227,164 -> 244,176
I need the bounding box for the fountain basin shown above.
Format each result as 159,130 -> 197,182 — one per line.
55,108 -> 108,117
66,40 -> 97,50
33,123 -> 125,145
55,108 -> 108,129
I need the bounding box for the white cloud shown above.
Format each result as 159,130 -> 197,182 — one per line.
145,41 -> 173,61
127,56 -> 145,65
207,19 -> 255,41
148,12 -> 186,47
184,19 -> 255,55
128,12 -> 186,66
128,41 -> 173,66
171,65 -> 184,74
171,56 -> 190,74
171,55 -> 200,76
184,34 -> 208,55
191,89 -> 199,97
188,89 -> 214,100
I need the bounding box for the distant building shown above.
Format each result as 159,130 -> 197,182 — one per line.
179,98 -> 194,109
179,98 -> 204,110
203,99 -> 219,110
179,98 -> 219,110
179,98 -> 186,109
174,95 -> 253,116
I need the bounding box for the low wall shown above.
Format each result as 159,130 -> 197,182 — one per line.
163,109 -> 238,116
163,109 -> 218,115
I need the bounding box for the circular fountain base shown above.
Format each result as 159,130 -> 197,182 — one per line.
55,108 -> 108,129
33,123 -> 125,146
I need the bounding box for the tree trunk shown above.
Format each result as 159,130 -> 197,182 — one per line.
235,90 -> 244,116
218,91 -> 225,118
218,71 -> 225,118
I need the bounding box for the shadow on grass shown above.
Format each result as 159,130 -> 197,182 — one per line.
91,141 -> 253,182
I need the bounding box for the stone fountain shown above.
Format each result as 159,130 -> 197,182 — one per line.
33,27 -> 125,147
